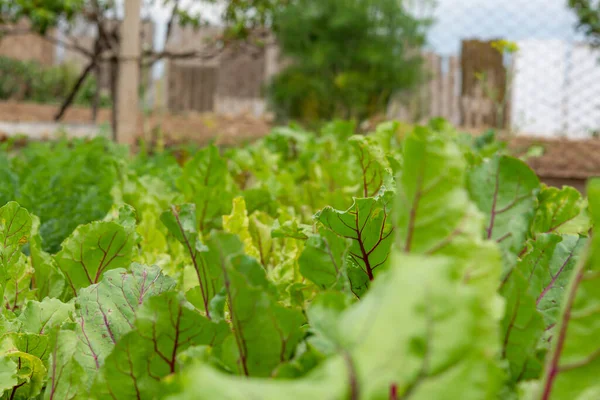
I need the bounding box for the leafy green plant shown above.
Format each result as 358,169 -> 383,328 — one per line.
0,119 -> 599,399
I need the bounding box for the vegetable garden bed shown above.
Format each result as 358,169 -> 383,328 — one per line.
0,119 -> 597,399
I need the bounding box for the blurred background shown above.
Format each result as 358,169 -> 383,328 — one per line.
1,0 -> 600,141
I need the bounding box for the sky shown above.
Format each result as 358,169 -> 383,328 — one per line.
147,0 -> 584,55
425,0 -> 582,54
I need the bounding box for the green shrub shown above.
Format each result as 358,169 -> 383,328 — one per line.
0,56 -> 110,106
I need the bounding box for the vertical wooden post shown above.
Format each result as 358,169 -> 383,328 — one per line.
115,0 -> 141,145
460,39 -> 507,129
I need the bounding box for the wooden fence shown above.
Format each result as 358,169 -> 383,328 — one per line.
387,40 -> 510,130
167,63 -> 218,113
164,35 -> 508,128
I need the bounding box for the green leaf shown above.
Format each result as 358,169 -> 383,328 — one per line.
0,334 -> 47,400
271,219 -> 311,240
223,197 -> 261,261
168,251 -> 503,400
468,155 -> 540,269
0,357 -> 18,393
499,265 -> 546,383
248,211 -> 274,268
534,179 -> 600,399
55,221 -> 137,296
338,251 -> 503,399
166,216 -> 244,320
306,291 -> 354,356
395,128 -> 484,255
315,193 -> 393,297
532,186 -> 590,236
18,298 -> 74,335
499,233 -> 586,384
299,227 -> 351,290
4,260 -> 35,314
176,145 -> 236,232
0,202 -> 32,269
167,357 -> 348,400
93,291 -> 229,399
161,203 -> 214,309
218,254 -> 305,377
44,329 -> 86,400
348,134 -> 392,198
0,202 -> 33,309
30,215 -> 66,300
72,264 -> 175,385
4,332 -> 50,365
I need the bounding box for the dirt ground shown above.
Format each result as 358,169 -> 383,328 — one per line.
0,101 -> 271,146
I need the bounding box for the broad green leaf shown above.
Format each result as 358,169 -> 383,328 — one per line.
468,155 -> 540,268
167,221 -> 244,320
218,254 -> 305,377
395,128 -> 485,255
348,134 -> 392,198
315,193 -> 393,297
4,261 -> 35,314
532,186 -> 590,236
168,251 -> 503,400
0,202 -> 33,309
306,291 -> 354,356
161,204 -> 242,318
500,266 -> 546,383
500,234 -> 587,382
0,334 -> 47,400
339,251 -> 503,399
0,202 -> 32,269
72,264 -> 175,385
30,215 -> 66,300
103,204 -> 137,233
44,329 -> 86,400
160,204 -> 204,252
166,357 -> 348,400
55,221 -> 137,296
18,298 -> 74,335
534,179 -> 600,399
271,219 -> 311,240
176,145 -> 236,231
0,309 -> 20,333
3,332 -> 50,365
394,128 -> 503,320
223,197 -> 261,261
93,291 -> 229,399
524,235 -> 587,327
248,211 -> 274,268
299,227 -> 351,290
499,233 -> 587,383
0,357 -> 18,393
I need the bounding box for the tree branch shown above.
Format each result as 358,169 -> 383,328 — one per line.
165,0 -> 181,43
54,59 -> 96,121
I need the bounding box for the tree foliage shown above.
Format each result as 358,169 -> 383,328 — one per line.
267,0 -> 429,124
569,0 -> 600,46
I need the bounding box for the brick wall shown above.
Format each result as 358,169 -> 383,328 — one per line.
0,21 -> 55,65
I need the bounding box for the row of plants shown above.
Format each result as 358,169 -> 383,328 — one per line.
0,119 -> 597,399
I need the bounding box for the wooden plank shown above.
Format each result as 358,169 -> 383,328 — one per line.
460,39 -> 507,128
448,56 -> 460,125
429,53 -> 442,118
